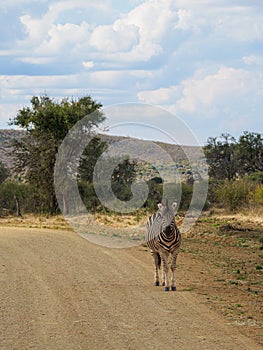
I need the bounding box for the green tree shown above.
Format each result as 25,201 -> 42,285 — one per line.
111,158 -> 138,201
204,131 -> 263,181
204,133 -> 237,180
78,136 -> 108,183
10,95 -> 105,213
236,131 -> 263,175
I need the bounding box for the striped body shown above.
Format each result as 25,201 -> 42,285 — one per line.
145,202 -> 181,291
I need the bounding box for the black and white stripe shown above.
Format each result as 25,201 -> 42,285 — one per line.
145,200 -> 181,291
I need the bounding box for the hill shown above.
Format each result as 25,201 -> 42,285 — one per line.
99,134 -> 202,162
0,130 -> 206,180
0,129 -> 25,168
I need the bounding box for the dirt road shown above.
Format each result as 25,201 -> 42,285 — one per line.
0,227 -> 261,350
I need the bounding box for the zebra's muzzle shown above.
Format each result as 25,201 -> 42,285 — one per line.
164,225 -> 173,236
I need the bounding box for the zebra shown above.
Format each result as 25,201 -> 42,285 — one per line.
145,200 -> 181,291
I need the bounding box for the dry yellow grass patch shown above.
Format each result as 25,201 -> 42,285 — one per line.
0,214 -> 70,230
211,207 -> 263,226
93,211 -> 149,228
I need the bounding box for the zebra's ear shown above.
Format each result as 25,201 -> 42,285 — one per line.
157,203 -> 163,210
172,202 -> 177,210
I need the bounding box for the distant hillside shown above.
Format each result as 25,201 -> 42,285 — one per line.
99,134 -> 202,162
0,130 -> 205,179
0,129 -> 25,168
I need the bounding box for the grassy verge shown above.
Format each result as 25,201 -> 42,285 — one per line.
180,211 -> 263,345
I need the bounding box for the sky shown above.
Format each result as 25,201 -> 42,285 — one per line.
0,0 -> 262,145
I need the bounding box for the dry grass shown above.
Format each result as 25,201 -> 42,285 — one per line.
0,214 -> 70,230
216,211 -> 263,226
1,207 -> 262,231
93,211 -> 149,228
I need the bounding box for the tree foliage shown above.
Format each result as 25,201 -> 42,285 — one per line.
236,131 -> 263,175
204,131 -> 263,180
9,95 -> 105,213
204,133 -> 237,180
111,158 -> 138,202
78,136 -> 108,183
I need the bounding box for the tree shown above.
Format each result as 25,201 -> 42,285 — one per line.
91,154 -> 138,204
204,133 -> 237,180
204,131 -> 263,182
9,95 -> 105,213
236,131 -> 263,175
111,158 -> 138,201
78,136 -> 108,183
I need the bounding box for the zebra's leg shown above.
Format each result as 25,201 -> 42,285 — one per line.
171,249 -> 179,291
160,251 -> 169,291
151,251 -> 160,286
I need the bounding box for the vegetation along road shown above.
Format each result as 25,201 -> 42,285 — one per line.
0,225 -> 262,350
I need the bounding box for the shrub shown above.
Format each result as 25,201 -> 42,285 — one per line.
0,181 -> 43,214
247,171 -> 263,184
252,185 -> 263,206
213,179 -> 255,212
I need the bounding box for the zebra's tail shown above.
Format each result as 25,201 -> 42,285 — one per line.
157,253 -> 161,269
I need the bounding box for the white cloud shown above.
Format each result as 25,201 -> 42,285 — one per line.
18,56 -> 54,64
1,1 -> 262,142
16,0 -> 178,64
9,0 -> 263,66
242,55 -> 263,66
0,74 -> 71,90
138,66 -> 263,121
0,73 -> 94,126
90,23 -> 139,53
219,116 -> 249,135
138,86 -> 180,104
125,0 -> 176,40
82,61 -> 94,69
0,74 -> 86,109
218,7 -> 263,43
18,0 -> 110,48
176,67 -> 263,115
0,0 -> 47,10
171,2 -> 263,45
37,21 -> 91,55
175,9 -> 192,30
89,71 -> 126,88
19,13 -> 52,45
119,0 -> 177,60
0,103 -> 22,128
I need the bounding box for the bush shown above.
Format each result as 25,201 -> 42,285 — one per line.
247,172 -> 263,184
144,181 -> 209,213
0,181 -> 42,214
213,179 -> 255,212
252,185 -> 263,206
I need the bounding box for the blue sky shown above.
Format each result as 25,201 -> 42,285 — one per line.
0,0 -> 262,145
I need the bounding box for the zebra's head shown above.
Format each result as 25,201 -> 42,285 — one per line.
157,200 -> 177,232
